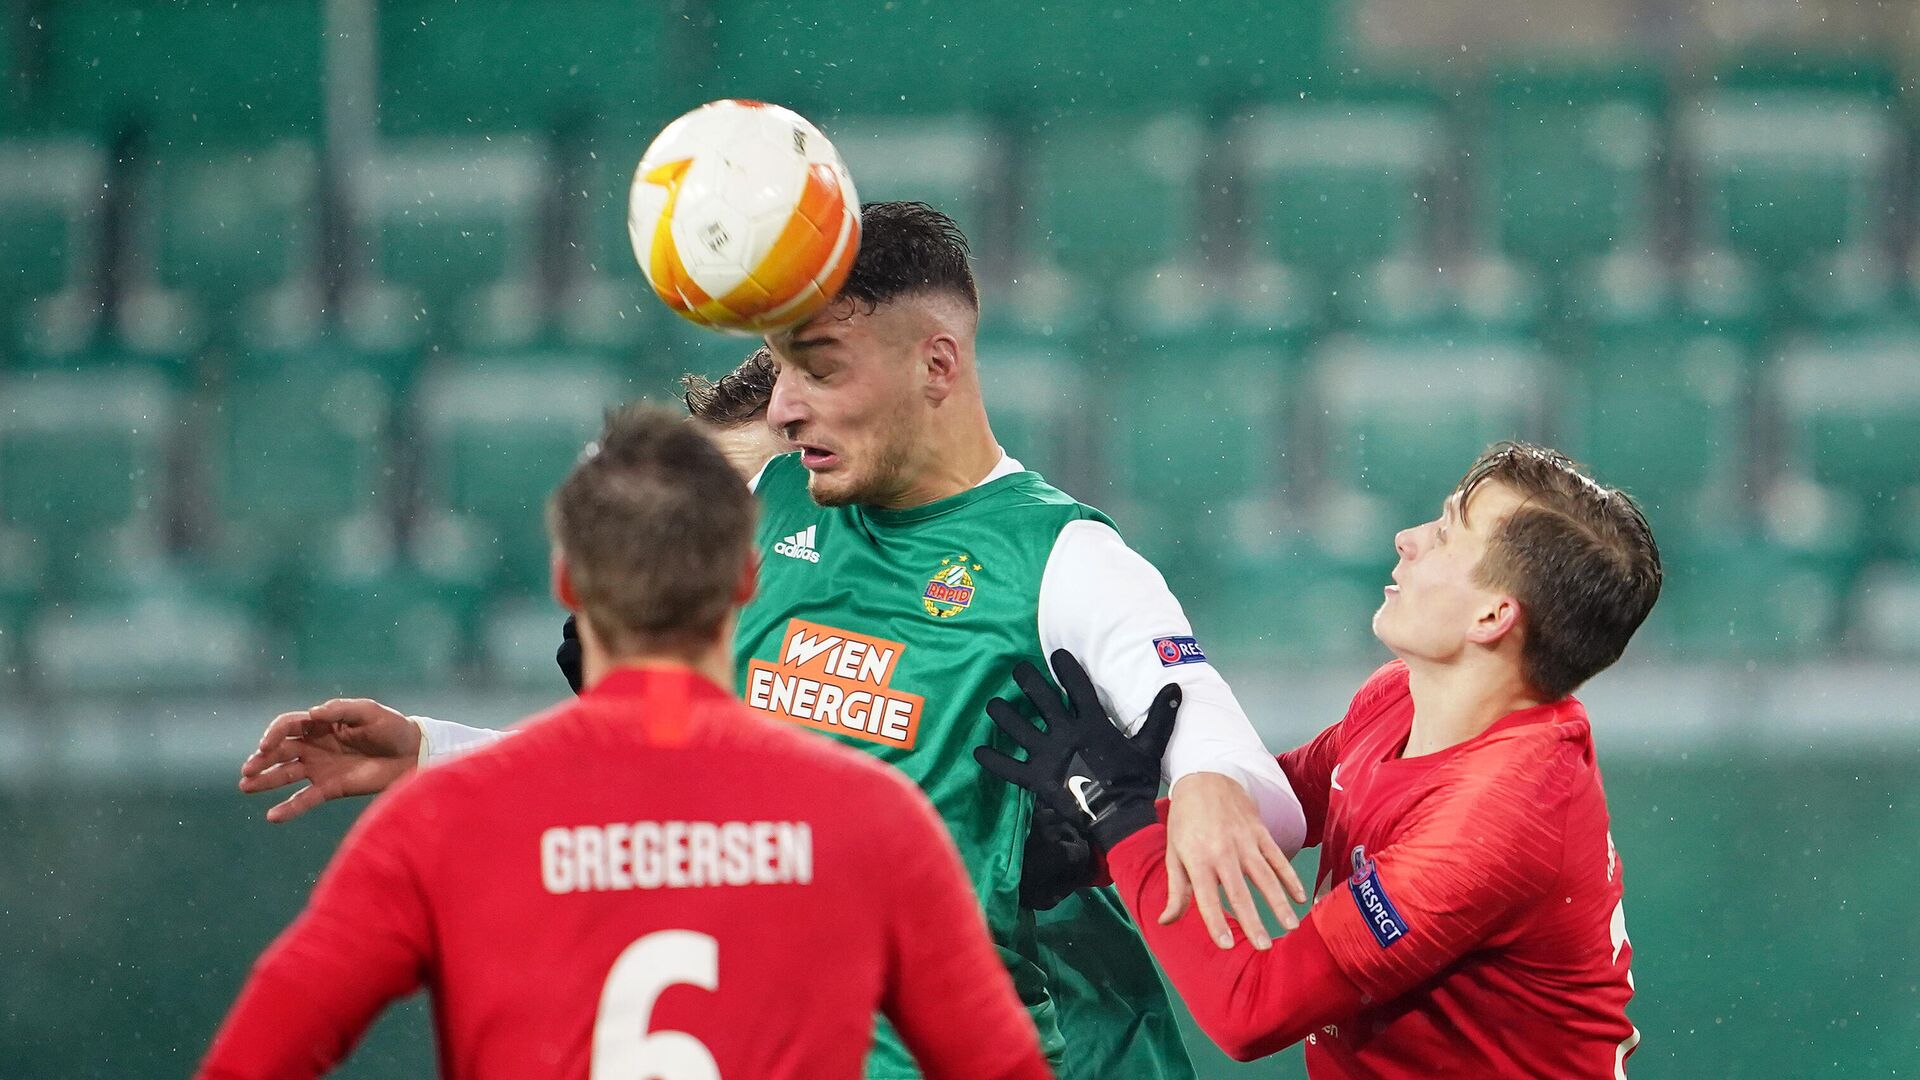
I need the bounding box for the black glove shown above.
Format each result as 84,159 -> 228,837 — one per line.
974,649 -> 1179,852
1019,802 -> 1094,910
557,615 -> 584,694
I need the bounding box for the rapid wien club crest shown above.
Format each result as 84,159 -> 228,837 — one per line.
922,553 -> 982,618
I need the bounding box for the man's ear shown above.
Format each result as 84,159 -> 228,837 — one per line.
734,551 -> 760,607
553,550 -> 581,613
1467,593 -> 1522,646
923,331 -> 962,403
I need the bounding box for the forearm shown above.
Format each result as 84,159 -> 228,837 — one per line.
1162,684 -> 1307,853
411,716 -> 512,767
1107,825 -> 1363,1061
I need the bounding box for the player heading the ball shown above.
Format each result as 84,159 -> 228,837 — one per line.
198,405 -> 1052,1080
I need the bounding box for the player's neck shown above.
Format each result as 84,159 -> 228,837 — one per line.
1399,657 -> 1541,758
880,410 -> 1003,509
584,639 -> 733,694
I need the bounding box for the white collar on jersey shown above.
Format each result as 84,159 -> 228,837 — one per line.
977,450 -> 1024,488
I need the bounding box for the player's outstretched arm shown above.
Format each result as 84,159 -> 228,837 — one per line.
1037,521 -> 1307,948
238,699 -> 420,822
1105,826 -> 1364,1061
239,701 -> 513,821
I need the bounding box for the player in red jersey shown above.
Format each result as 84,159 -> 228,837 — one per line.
980,441 -> 1661,1078
198,404 -> 1051,1080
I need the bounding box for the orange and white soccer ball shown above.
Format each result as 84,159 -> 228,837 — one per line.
628,99 -> 861,334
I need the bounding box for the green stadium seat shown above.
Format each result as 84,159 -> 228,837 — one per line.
378,0 -> 668,136
1309,332 -> 1552,558
0,139 -> 102,340
977,331 -> 1092,491
1482,67 -> 1665,274
709,1 -> 1327,117
0,529 -> 38,686
646,326 -> 768,398
831,115 -> 1001,264
291,565 -> 472,685
1337,254 -> 1545,335
484,595 -> 574,691
1684,89 -> 1898,278
139,142 -> 320,313
1772,328 -> 1920,556
1654,540 -> 1847,659
1197,542 -> 1389,662
1104,334 -> 1292,565
0,369 -> 173,566
0,15 -> 18,133
39,1 -> 322,145
214,350 -> 394,567
352,138 -> 550,333
417,357 -> 626,595
1850,560 -> 1920,655
29,577 -> 262,693
1232,102 -> 1443,310
1568,324 -> 1752,547
1024,113 -> 1208,289
1571,248 -> 1767,336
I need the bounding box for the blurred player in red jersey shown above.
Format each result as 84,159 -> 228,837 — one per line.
198,404 -> 1052,1080
980,441 -> 1662,1078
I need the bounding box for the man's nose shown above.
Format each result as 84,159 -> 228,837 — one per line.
766,372 -> 804,434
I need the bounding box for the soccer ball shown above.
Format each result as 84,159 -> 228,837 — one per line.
628,99 -> 862,334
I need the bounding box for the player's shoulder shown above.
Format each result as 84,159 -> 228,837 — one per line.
1430,698 -> 1601,831
1472,696 -> 1596,775
984,468 -> 1111,527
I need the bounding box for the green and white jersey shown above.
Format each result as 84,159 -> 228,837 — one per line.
740,450 -> 1300,1079
415,450 -> 1304,1080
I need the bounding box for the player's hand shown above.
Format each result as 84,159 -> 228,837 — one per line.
237,698 -> 421,823
1163,772 -> 1307,950
557,614 -> 584,694
1019,802 -> 1094,910
974,649 -> 1176,852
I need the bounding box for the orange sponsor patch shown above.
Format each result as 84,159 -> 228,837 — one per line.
745,619 -> 923,750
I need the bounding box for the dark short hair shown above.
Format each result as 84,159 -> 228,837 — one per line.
1457,442 -> 1663,701
547,403 -> 756,655
682,347 -> 775,426
836,201 -> 978,312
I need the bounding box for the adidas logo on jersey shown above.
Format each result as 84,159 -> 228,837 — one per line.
774,525 -> 821,563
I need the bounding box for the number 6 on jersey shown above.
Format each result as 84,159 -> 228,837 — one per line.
592,930 -> 720,1079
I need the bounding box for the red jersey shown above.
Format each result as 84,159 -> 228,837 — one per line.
1107,661 -> 1638,1078
198,667 -> 1051,1080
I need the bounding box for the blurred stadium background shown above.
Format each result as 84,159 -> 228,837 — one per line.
2,0 -> 1917,1076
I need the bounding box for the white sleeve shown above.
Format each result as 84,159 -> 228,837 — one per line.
1036,519 -> 1306,853
410,716 -> 513,768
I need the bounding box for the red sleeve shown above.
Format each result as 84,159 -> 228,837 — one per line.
878,778 -> 1053,1080
1107,824 -> 1365,1061
196,789 -> 435,1080
1314,729 -> 1578,1004
1274,721 -> 1342,850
